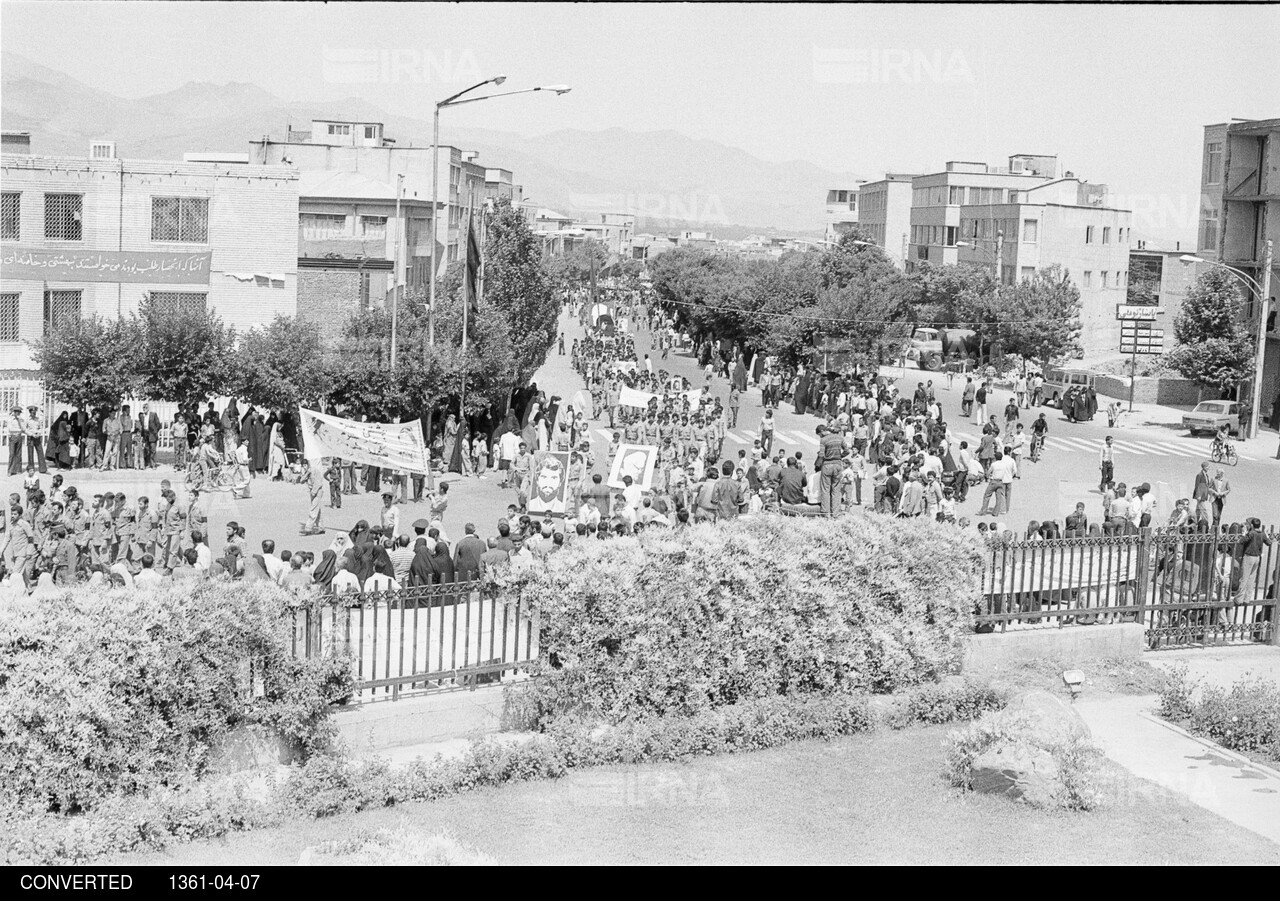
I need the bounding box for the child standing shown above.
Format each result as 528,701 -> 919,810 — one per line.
325,458 -> 343,509
23,464 -> 40,506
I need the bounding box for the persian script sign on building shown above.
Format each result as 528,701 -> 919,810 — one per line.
0,248 -> 213,284
299,408 -> 429,474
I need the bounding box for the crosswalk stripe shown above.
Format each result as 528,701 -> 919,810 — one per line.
741,429 -> 758,439
1115,441 -> 1171,456
1049,437 -> 1097,451
724,432 -> 748,444
789,430 -> 819,445
1139,442 -> 1199,458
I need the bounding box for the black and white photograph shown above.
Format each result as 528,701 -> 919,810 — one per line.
1,0 -> 1278,872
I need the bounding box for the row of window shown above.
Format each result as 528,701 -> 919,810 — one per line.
861,222 -> 886,245
1081,271 -> 1129,289
0,192 -> 211,243
325,124 -> 379,139
1083,225 -> 1128,245
299,213 -> 389,240
0,291 -> 207,342
911,185 -> 1021,208
860,189 -> 886,212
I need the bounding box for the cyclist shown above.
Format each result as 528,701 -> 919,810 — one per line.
1211,422 -> 1231,458
190,435 -> 221,490
1030,412 -> 1049,462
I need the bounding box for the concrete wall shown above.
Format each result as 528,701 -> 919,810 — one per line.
297,268 -> 372,341
1094,373 -> 1207,405
962,623 -> 1146,674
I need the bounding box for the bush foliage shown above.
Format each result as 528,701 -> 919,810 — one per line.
0,582 -> 350,816
1159,667 -> 1280,764
490,515 -> 984,724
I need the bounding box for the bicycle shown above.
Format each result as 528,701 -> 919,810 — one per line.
1029,433 -> 1046,463
1208,439 -> 1238,466
184,454 -> 249,491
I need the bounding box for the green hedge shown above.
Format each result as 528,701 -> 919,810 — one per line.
491,516 -> 984,724
0,583 -> 351,816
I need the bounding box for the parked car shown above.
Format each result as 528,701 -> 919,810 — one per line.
1182,400 -> 1243,436
1040,368 -> 1096,408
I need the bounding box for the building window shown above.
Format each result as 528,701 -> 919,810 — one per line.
43,289 -> 82,335
949,186 -> 965,205
1199,208 -> 1219,251
1022,219 -> 1038,243
360,271 -> 371,309
1084,271 -> 1093,288
1,192 -> 18,240
301,214 -> 347,239
1204,141 -> 1223,185
44,193 -> 83,241
361,216 -> 387,238
1102,226 -> 1112,244
148,292 -> 207,315
1085,225 -> 1095,244
0,293 -> 19,342
1020,267 -> 1035,282
1101,271 -> 1110,289
151,197 -> 209,243
327,124 -> 351,136
1001,265 -> 1015,286
364,126 -> 376,139
944,225 -> 958,247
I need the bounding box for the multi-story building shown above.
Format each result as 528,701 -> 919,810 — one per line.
823,188 -> 859,244
250,120 -> 492,281
484,168 -> 523,205
295,169 -> 439,339
1,148 -> 298,379
856,173 -> 916,267
1198,118 -> 1279,424
578,212 -> 636,257
907,155 -> 1057,272
955,177 -> 1133,354
1127,241 -> 1198,352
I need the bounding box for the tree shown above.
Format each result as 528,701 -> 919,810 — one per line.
1165,268 -> 1255,396
29,316 -> 141,409
482,198 -> 559,383
545,242 -> 609,292
996,265 -> 1083,370
234,315 -> 328,411
810,255 -> 917,370
134,295 -> 237,403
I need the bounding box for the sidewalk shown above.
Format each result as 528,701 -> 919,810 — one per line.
1075,645 -> 1280,846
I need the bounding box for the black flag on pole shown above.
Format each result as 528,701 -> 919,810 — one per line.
463,211 -> 482,341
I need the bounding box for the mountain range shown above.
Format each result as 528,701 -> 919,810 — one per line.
2,52 -> 852,235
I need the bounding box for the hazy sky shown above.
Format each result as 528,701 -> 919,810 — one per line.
4,2 -> 1278,241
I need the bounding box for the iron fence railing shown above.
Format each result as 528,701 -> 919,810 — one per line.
289,581 -> 538,702
980,528 -> 1278,647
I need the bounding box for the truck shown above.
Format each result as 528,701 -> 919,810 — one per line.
905,327 -> 984,371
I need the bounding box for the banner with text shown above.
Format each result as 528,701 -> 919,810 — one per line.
299,408 -> 429,474
1,247 -> 213,284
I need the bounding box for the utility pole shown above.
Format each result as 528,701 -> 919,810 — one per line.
1247,238 -> 1273,439
428,108 -> 440,348
390,173 -> 403,371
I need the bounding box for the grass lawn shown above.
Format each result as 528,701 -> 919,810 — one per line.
111,724 -> 1280,866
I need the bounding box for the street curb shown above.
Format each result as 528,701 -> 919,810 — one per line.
1135,706 -> 1280,781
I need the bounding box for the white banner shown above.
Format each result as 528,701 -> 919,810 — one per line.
619,385 -> 657,408
300,408 -> 429,474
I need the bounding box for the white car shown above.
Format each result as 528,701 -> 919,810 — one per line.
1182,400 -> 1243,437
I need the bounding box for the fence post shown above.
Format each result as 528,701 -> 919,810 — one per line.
1133,528 -> 1152,624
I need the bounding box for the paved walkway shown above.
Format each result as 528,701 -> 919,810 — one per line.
1076,645 -> 1280,846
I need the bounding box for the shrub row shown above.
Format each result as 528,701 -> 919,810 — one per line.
1159,667 -> 1280,763
0,582 -> 351,816
4,675 -> 1008,865
490,514 -> 985,724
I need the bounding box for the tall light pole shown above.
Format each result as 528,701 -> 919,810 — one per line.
390,173 -> 403,370
428,79 -> 571,348
1181,241 -> 1273,438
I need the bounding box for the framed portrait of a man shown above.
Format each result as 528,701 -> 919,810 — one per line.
607,443 -> 658,491
528,450 -> 572,518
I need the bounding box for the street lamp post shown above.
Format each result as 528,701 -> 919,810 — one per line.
1181,241 -> 1273,438
428,80 -> 571,348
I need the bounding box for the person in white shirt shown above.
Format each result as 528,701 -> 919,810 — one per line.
1009,424 -> 1027,479
379,492 -> 399,539
193,532 -> 212,573
133,553 -> 165,588
331,567 -> 362,594
364,571 -> 400,593
621,475 -> 643,513
260,539 -> 286,584
579,499 -> 602,528
497,429 -> 522,488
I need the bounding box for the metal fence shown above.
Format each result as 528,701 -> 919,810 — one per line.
289,581 -> 539,702
980,528 -> 1279,647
